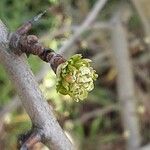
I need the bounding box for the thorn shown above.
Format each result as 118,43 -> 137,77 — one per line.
16,9 -> 48,35
30,9 -> 48,24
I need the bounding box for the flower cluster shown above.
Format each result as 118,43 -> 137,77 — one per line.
56,54 -> 98,101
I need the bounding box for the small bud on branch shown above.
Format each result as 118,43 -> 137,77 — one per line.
56,54 -> 98,101
9,13 -> 98,101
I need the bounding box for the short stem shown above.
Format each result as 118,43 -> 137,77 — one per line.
9,34 -> 66,73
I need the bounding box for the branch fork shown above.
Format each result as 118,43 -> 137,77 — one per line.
18,127 -> 43,150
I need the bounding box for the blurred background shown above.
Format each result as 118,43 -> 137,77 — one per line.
0,0 -> 150,149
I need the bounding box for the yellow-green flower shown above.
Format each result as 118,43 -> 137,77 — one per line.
56,54 -> 98,101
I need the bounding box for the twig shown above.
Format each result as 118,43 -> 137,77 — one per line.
41,21 -> 110,42
16,10 -> 47,35
59,0 -> 108,58
9,33 -> 66,73
0,20 -> 73,150
111,10 -> 141,150
75,104 -> 119,124
91,50 -> 112,70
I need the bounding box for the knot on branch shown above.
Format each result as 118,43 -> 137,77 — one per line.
9,32 -> 65,72
18,127 -> 44,150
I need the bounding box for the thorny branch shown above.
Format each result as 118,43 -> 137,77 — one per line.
0,2 -> 99,146
0,16 -> 73,150
9,10 -> 66,73
10,33 -> 66,73
0,0 -> 109,123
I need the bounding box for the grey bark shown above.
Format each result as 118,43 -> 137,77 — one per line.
111,14 -> 141,150
59,0 -> 108,58
0,20 -> 73,150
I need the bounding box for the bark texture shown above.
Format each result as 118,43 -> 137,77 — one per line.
111,13 -> 141,150
0,19 -> 73,150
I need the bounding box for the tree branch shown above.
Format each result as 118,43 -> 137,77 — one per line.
111,11 -> 141,150
59,0 -> 108,58
0,63 -> 49,119
74,104 -> 119,124
0,20 -> 73,150
41,21 -> 110,43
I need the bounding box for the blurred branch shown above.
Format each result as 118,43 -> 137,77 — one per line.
75,104 -> 119,124
135,67 -> 150,85
141,144 -> 150,150
59,0 -> 108,58
91,49 -> 150,91
111,10 -> 141,150
0,96 -> 20,134
0,96 -> 20,121
0,64 -> 49,129
131,0 -> 150,49
0,20 -> 73,150
130,0 -> 150,94
92,50 -> 112,70
41,21 -> 110,42
35,64 -> 49,82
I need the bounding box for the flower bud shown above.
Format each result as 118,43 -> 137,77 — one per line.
56,54 -> 98,101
